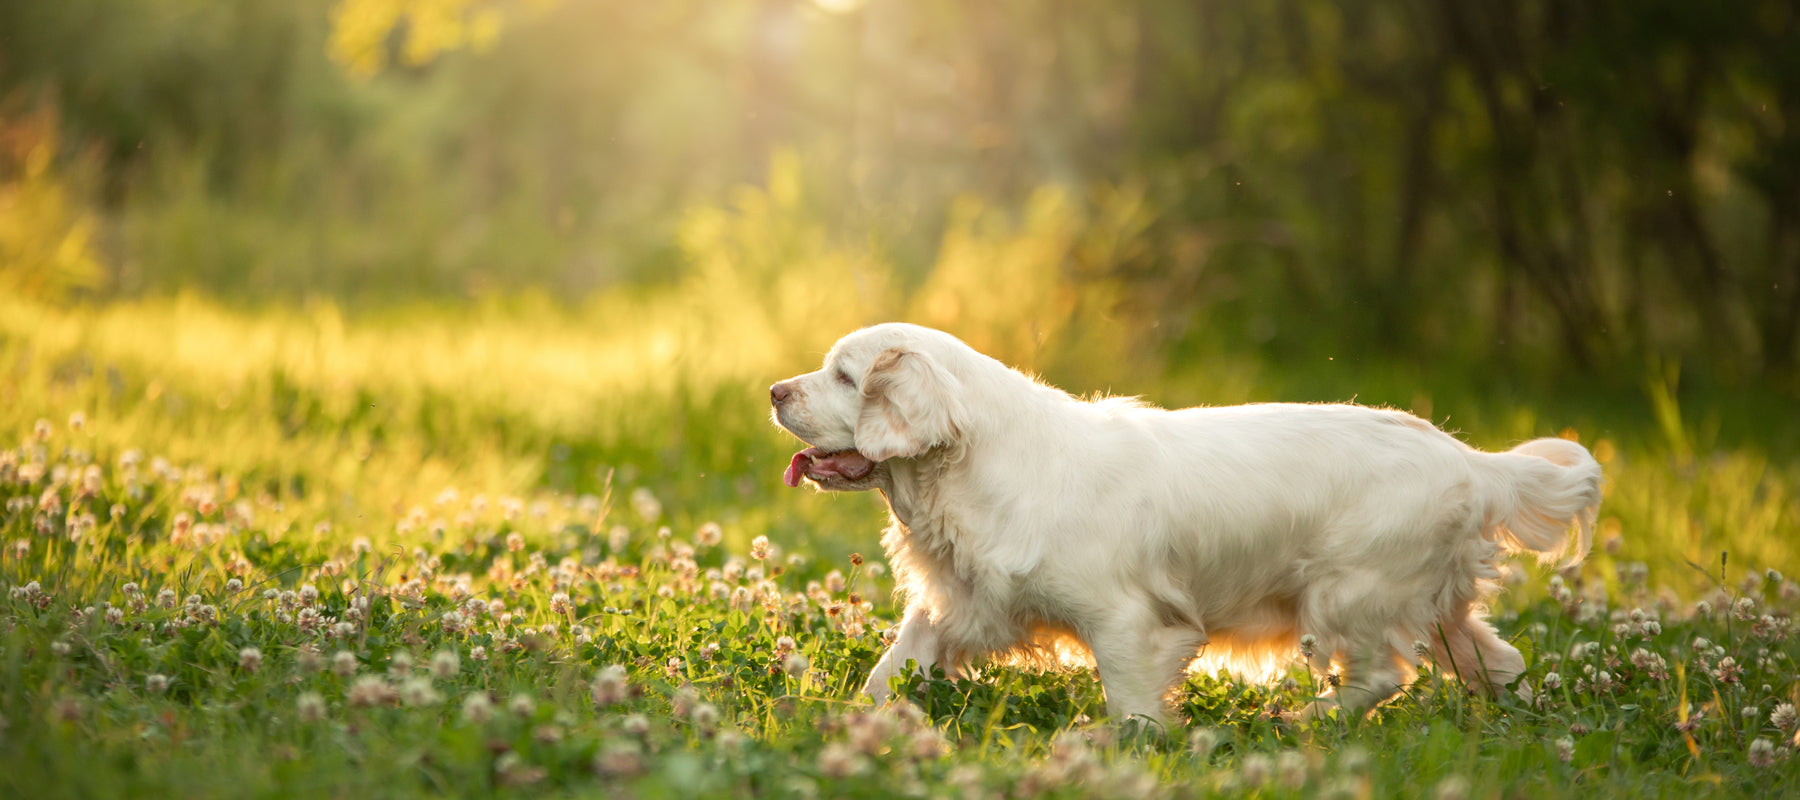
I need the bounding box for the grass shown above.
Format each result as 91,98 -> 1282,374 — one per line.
1,294 -> 1798,798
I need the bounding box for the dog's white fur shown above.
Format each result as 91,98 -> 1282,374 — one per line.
770,323 -> 1602,723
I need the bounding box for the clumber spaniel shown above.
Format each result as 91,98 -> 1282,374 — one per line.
770,323 -> 1602,723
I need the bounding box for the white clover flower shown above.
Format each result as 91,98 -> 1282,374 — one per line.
783,653 -> 810,679
1188,727 -> 1222,759
238,647 -> 263,673
398,677 -> 441,707
622,714 -> 650,736
1772,703 -> 1798,732
332,650 -> 358,677
347,675 -> 395,707
1555,736 -> 1575,763
594,741 -> 645,777
591,665 -> 629,707
1543,672 -> 1563,690
696,522 -> 723,548
629,488 -> 662,522
1748,738 -> 1778,768
146,674 -> 170,693
461,692 -> 494,724
691,703 -> 720,731
509,693 -> 536,717
296,692 -> 327,723
430,650 -> 459,680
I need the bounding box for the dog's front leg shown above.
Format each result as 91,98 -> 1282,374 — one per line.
1086,606 -> 1207,727
861,603 -> 944,703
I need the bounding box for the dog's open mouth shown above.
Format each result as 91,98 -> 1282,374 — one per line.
783,447 -> 876,487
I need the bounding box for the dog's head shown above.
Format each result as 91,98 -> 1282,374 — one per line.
770,324 -> 970,490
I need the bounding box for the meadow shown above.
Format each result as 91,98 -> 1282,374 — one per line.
2,281 -> 1798,799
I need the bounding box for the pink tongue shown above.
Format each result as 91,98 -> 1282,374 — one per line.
782,447 -> 877,487
783,448 -> 820,488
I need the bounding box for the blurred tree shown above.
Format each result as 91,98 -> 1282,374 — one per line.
0,0 -> 1794,385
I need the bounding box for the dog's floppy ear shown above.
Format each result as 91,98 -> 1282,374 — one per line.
855,348 -> 967,461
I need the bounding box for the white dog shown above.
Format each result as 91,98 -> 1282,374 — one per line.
770,323 -> 1602,723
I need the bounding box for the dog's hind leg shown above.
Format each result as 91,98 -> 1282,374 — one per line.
1430,611 -> 1525,695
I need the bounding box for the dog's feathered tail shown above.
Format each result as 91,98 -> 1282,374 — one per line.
1472,437 -> 1603,566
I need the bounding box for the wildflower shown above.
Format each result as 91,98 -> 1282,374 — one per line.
774,635 -> 797,657
1239,753 -> 1273,786
749,535 -> 772,561
1749,738 -> 1778,768
591,665 -> 629,707
237,646 -> 263,673
825,570 -> 847,594
595,741 -> 645,777
296,692 -> 327,723
333,621 -> 356,639
461,692 -> 494,724
33,419 -> 52,441
506,532 -> 525,553
691,702 -> 720,732
784,653 -> 810,679
817,742 -> 868,778
105,607 -> 124,626
1695,600 -> 1713,618
332,650 -> 358,677
549,592 -> 571,615
629,488 -> 662,522
1299,634 -> 1317,660
439,611 -> 465,634
696,522 -> 723,547
509,693 -> 536,717
347,676 -> 395,707
1734,597 -> 1758,621
1712,657 -> 1743,684
389,651 -> 414,679
224,578 -> 243,593
1543,672 -> 1563,690
622,714 -> 650,736
469,646 -> 488,662
430,650 -> 459,680
50,641 -> 71,656
1275,751 -> 1309,790
1435,775 -> 1470,800
1555,736 -> 1575,763
1413,640 -> 1431,659
157,587 -> 177,608
146,674 -> 170,694
1771,703 -> 1798,732
298,584 -> 319,606
665,655 -> 682,676
398,678 -> 441,707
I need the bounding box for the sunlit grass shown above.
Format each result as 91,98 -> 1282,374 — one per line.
1,288 -> 1797,797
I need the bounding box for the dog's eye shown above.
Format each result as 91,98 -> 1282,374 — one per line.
836,370 -> 856,388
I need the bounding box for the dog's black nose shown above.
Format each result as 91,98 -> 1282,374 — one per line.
770,382 -> 791,404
